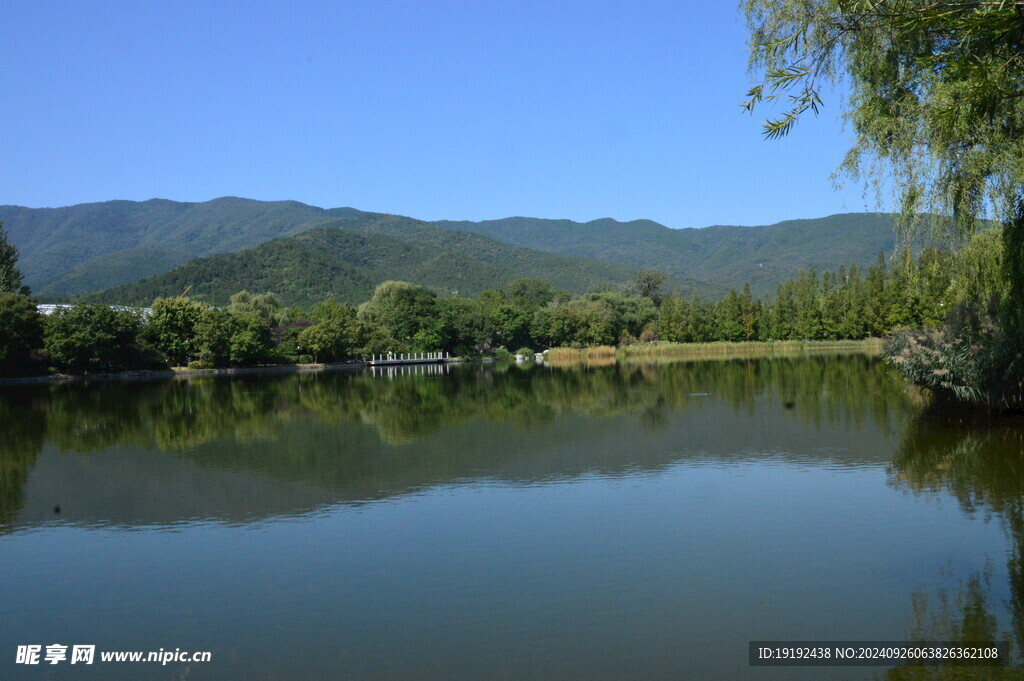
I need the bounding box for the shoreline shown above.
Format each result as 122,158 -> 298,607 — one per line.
0,340 -> 886,386
0,361 -> 369,386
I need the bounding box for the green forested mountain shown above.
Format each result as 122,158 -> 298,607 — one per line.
436,213 -> 923,295
87,224 -> 715,307
1,196 -> 939,300
0,197 -> 359,296
39,247 -> 195,296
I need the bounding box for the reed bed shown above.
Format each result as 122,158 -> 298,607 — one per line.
546,345 -> 617,367
546,339 -> 883,366
618,339 -> 883,359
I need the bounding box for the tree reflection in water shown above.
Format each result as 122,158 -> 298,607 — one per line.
886,406 -> 1024,680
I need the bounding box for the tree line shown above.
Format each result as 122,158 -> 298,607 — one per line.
0,224 -> 1004,375
0,218 -> 1003,376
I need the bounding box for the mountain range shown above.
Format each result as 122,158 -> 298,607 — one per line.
0,197 -> 917,306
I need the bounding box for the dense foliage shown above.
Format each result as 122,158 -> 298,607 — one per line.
0,293 -> 43,375
661,238 -> 994,342
42,304 -> 160,373
744,0 -> 1024,410
0,229 -> 1001,376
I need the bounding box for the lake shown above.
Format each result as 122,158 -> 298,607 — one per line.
2,355 -> 1023,680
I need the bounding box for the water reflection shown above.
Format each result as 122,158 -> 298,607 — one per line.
885,408 -> 1024,679
0,355 -> 910,530
4,356 -> 1024,680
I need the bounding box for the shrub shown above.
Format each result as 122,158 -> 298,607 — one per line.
886,308 -> 1024,412
514,347 -> 534,357
639,322 -> 658,343
493,347 -> 513,361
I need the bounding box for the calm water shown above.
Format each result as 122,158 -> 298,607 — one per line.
2,356 -> 1023,680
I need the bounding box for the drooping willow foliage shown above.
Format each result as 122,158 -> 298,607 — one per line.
744,1 -> 1024,408
743,0 -> 1024,318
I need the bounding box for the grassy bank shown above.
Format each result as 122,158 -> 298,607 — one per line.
547,339 -> 884,366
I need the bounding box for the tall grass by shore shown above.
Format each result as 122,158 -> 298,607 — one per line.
547,346 -> 617,367
547,339 -> 884,366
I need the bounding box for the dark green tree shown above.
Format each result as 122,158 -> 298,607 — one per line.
715,289 -> 745,341
635,269 -> 668,305
0,221 -> 27,295
229,310 -> 274,366
357,281 -> 443,350
297,299 -> 361,362
43,304 -> 159,373
508,278 -> 560,309
146,297 -> 209,366
194,307 -> 235,367
738,283 -> 761,340
438,297 -> 496,356
0,293 -> 43,375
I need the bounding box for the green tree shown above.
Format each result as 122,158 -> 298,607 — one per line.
507,278 -> 560,309
229,310 -> 274,366
715,289 -> 745,341
0,293 -> 43,375
478,290 -> 533,350
43,304 -> 158,373
146,297 -> 209,366
820,270 -> 842,339
0,221 -> 27,295
744,0 -> 1024,401
438,297 -> 496,356
691,298 -> 718,342
793,269 -> 823,339
297,299 -> 361,362
838,264 -> 867,339
772,280 -> 798,340
635,269 -> 668,305
952,229 -> 1006,313
230,291 -> 286,326
659,295 -> 692,342
738,283 -> 761,340
194,307 -> 234,367
358,281 -> 442,350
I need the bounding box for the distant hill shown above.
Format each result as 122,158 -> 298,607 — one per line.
1,196 -> 934,300
0,197 -> 358,296
39,247 -> 194,296
436,213 -> 922,295
87,220 -> 718,307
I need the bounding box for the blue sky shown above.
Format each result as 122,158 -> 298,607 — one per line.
1,1 -> 870,228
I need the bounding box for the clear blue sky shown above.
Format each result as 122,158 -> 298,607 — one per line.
0,0 -> 870,228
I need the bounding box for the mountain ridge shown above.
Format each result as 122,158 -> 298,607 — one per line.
1,196 -> 917,300
85,221 -> 717,307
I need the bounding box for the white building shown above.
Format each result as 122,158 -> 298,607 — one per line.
37,304 -> 153,317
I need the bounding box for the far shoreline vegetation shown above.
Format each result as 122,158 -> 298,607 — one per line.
549,339 -> 883,367
0,218 -> 1010,410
